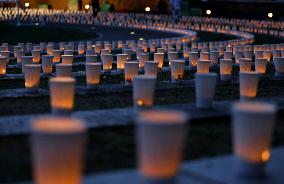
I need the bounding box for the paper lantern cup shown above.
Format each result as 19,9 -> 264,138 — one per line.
86,55 -> 97,63
154,53 -> 164,69
85,63 -> 102,89
170,60 -> 185,83
144,61 -> 159,77
24,64 -> 41,93
115,54 -> 127,70
239,58 -> 252,72
22,56 -> 33,74
232,102 -> 276,177
210,51 -> 219,65
189,52 -> 198,67
273,57 -> 284,77
263,51 -> 271,62
200,52 -> 209,60
32,50 -> 41,63
255,58 -> 267,74
197,60 -> 210,74
167,52 -> 178,65
78,45 -> 85,55
41,55 -> 53,74
139,53 -> 149,68
101,54 -> 113,71
220,59 -> 233,81
244,51 -> 253,60
31,117 -> 86,184
56,64 -> 73,78
61,55 -> 74,65
46,45 -> 54,55
272,50 -> 281,60
137,110 -> 187,182
195,73 -> 217,109
52,50 -> 61,63
133,75 -> 156,109
254,51 -> 264,59
0,51 -> 10,63
235,51 -> 244,64
224,51 -> 233,60
239,72 -> 260,101
0,56 -> 7,77
124,62 -> 139,86
49,77 -> 76,115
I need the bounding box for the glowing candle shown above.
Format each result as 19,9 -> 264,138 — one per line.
195,73 -> 217,109
239,72 -> 260,101
52,50 -> 61,63
24,64 -> 41,93
167,52 -> 178,65
116,54 -> 127,70
104,44 -> 112,53
31,117 -> 86,184
56,64 -> 73,78
197,60 -> 210,74
59,42 -> 66,51
239,58 -> 252,72
32,50 -> 41,63
86,55 -> 97,63
200,52 -> 209,60
144,61 -> 158,77
61,55 -> 74,65
235,51 -> 244,64
255,58 -> 267,74
263,51 -> 271,62
133,75 -> 156,109
210,51 -> 219,65
46,45 -> 54,55
254,50 -> 264,59
154,53 -> 164,69
101,54 -> 113,72
170,60 -> 185,83
218,46 -> 225,56
124,61 -> 139,86
0,56 -> 7,77
182,47 -> 190,58
220,59 -> 233,81
49,77 -> 76,115
232,102 -> 276,176
138,53 -> 149,68
77,44 -> 85,55
21,56 -> 33,74
95,44 -> 102,54
224,51 -> 233,60
137,110 -> 187,183
41,55 -> 53,74
189,52 -> 198,67
273,57 -> 284,77
85,63 -> 102,89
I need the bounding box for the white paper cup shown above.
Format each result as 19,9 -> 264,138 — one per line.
239,58 -> 252,72
224,51 -> 233,60
61,55 -> 74,65
170,60 -> 185,83
255,58 -> 267,74
232,102 -> 276,177
154,53 -> 164,69
21,56 -> 33,74
189,52 -> 198,67
31,117 -> 86,184
195,73 -> 217,109
56,64 -> 73,78
52,50 -> 61,63
64,50 -> 74,55
101,54 -> 113,71
210,51 -> 219,65
235,51 -> 244,64
220,59 -> 233,81
239,72 -> 260,101
41,55 -> 53,74
124,61 -> 139,86
85,63 -> 102,89
0,56 -> 7,76
32,50 -> 41,63
116,54 -> 128,70
139,53 -> 149,68
144,61 -> 159,77
197,60 -> 210,74
24,64 -> 41,93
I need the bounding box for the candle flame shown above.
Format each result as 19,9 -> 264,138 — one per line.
137,100 -> 144,106
261,150 -> 270,162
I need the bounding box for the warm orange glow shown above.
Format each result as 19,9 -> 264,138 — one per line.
86,63 -> 101,87
261,150 -> 270,162
171,60 -> 185,82
137,100 -> 144,106
24,64 -> 41,89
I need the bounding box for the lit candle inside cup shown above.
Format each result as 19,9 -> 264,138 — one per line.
200,52 -> 209,60
197,60 -> 210,74
77,44 -> 85,55
85,63 -> 102,89
116,54 -> 128,70
21,56 -> 33,74
255,58 -> 267,75
95,44 -> 102,54
210,51 -> 219,65
0,56 -> 7,77
167,52 -> 178,65
24,64 -> 41,93
154,53 -> 164,69
0,51 -> 10,63
136,110 -> 187,183
138,53 -> 149,68
133,75 -> 156,109
31,117 -> 86,184
122,49 -> 133,60
41,55 -> 54,74
220,59 -> 233,81
46,45 -> 54,55
273,57 -> 284,77
239,58 -> 252,72
254,50 -> 264,59
182,47 -> 190,58
86,55 -> 97,63
104,44 -> 112,53
49,77 -> 76,115
101,54 -> 113,72
144,61 -> 159,77
224,51 -> 233,60
195,73 -> 217,109
244,51 -> 253,60
52,50 -> 61,63
189,52 -> 198,67
56,64 -> 73,78
61,55 -> 74,65
124,61 -> 139,86
232,102 -> 276,177
218,46 -> 225,56
32,50 -> 41,63
239,72 -> 260,101
170,60 -> 185,83
235,51 -> 244,64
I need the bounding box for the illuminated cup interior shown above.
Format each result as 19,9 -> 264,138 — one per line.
254,50 -> 264,59
0,56 -> 7,76
124,61 -> 139,86
234,51 -> 244,64
21,56 -> 33,74
239,72 -> 260,101
41,55 -> 54,74
200,52 -> 209,60
239,58 -> 252,72
46,45 -> 54,55
167,52 -> 178,65
49,77 -> 76,115
144,61 -> 158,77
195,73 -> 217,109
85,63 -> 102,89
170,60 -> 185,83
154,53 -> 164,69
138,53 -> 149,68
220,59 -> 233,81
136,110 -> 187,180
197,60 -> 210,74
133,75 -> 156,109
273,57 -> 284,77
24,64 -> 41,92
232,102 -> 276,175
263,51 -> 271,62
31,117 -> 86,184
189,52 -> 198,67
255,58 -> 267,74
116,54 -> 128,70
56,64 -> 73,78
61,55 -> 74,65
101,54 -> 113,71
52,50 -> 61,63
32,50 -> 41,63
78,45 -> 85,55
